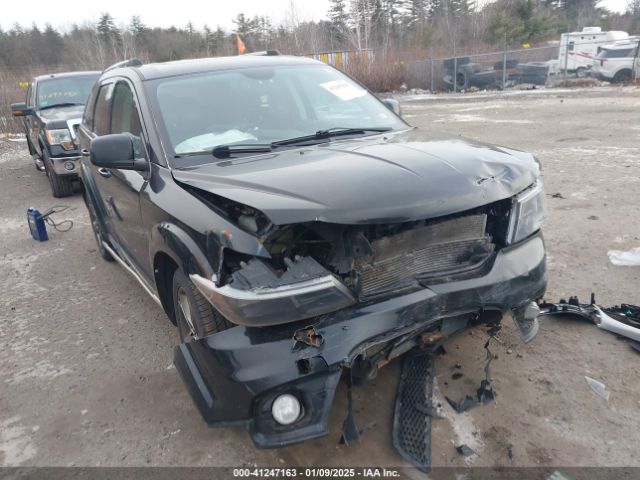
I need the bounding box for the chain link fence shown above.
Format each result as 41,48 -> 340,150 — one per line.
405,38 -> 640,93
405,45 -> 560,92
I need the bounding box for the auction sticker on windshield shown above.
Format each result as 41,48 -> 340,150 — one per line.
320,79 -> 367,101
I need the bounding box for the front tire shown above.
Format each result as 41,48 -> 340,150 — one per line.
43,150 -> 74,197
613,69 -> 632,84
172,269 -> 232,343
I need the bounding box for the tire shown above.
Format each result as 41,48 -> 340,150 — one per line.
576,67 -> 587,78
455,71 -> 469,90
613,69 -> 632,84
83,190 -> 114,262
43,150 -> 74,198
172,269 -> 233,343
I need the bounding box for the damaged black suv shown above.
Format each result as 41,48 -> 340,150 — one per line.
78,54 -> 546,453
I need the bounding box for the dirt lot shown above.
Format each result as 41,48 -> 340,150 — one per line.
1,87 -> 639,474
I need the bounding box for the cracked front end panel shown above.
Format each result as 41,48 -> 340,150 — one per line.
174,232 -> 546,448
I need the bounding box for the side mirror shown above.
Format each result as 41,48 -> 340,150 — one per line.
382,98 -> 402,117
90,133 -> 148,171
11,102 -> 34,117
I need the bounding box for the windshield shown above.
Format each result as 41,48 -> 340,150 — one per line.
150,64 -> 407,158
36,75 -> 99,109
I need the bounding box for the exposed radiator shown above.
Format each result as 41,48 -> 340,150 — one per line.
356,214 -> 494,298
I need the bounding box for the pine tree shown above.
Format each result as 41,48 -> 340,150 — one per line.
129,15 -> 147,48
97,13 -> 123,60
97,13 -> 117,40
328,0 -> 350,44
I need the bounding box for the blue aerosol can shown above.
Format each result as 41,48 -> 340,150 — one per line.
27,207 -> 48,241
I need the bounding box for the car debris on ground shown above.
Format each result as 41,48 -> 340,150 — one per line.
608,246 -> 640,266
456,444 -> 475,456
539,294 -> 640,342
584,376 -> 610,401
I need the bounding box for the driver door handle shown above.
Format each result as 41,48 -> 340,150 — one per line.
97,167 -> 112,178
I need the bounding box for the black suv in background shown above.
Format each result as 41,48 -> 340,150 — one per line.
77,55 -> 546,455
11,71 -> 100,197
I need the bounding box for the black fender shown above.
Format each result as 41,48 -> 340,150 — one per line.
37,132 -> 53,158
149,222 -> 217,282
148,222 -> 218,322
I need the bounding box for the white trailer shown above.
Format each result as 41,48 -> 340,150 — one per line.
558,27 -> 629,77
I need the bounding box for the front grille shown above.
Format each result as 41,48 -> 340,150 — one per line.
392,351 -> 434,472
356,214 -> 493,299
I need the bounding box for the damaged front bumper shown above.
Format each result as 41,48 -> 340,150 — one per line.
189,257 -> 356,327
174,233 -> 546,448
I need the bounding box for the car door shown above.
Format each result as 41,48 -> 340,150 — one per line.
86,80 -> 152,280
24,82 -> 39,155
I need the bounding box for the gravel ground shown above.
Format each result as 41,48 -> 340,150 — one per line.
1,87 -> 639,473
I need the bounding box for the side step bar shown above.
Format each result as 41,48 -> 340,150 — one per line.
102,242 -> 162,307
392,350 -> 434,472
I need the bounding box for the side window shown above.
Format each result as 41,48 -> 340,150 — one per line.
93,83 -> 114,136
82,83 -> 99,129
26,84 -> 33,106
110,82 -> 143,137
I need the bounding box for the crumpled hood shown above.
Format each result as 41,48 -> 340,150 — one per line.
172,129 -> 540,225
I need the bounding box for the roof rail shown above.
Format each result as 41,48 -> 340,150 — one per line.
244,49 -> 282,56
103,58 -> 143,73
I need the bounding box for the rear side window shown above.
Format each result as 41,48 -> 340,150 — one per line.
93,83 -> 114,136
110,82 -> 143,137
601,48 -> 634,58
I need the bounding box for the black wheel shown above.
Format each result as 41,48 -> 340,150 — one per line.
84,190 -> 114,262
172,269 -> 232,343
43,150 -> 73,197
613,69 -> 632,84
456,71 -> 469,90
576,67 -> 587,78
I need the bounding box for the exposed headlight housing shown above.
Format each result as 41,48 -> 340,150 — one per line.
45,128 -> 74,150
507,181 -> 545,244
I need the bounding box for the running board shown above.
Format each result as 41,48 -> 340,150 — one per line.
102,242 -> 162,307
392,350 -> 434,472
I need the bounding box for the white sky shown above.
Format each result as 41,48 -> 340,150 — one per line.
0,0 -> 629,32
0,0 -> 332,31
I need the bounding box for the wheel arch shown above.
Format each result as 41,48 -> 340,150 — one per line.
614,68 -> 633,82
150,222 -> 218,325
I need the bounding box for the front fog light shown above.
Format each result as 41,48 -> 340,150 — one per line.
271,394 -> 301,425
64,161 -> 75,171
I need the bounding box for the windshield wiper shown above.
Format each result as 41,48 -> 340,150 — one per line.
211,143 -> 273,159
38,102 -> 83,110
272,127 -> 392,146
177,128 -> 393,159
